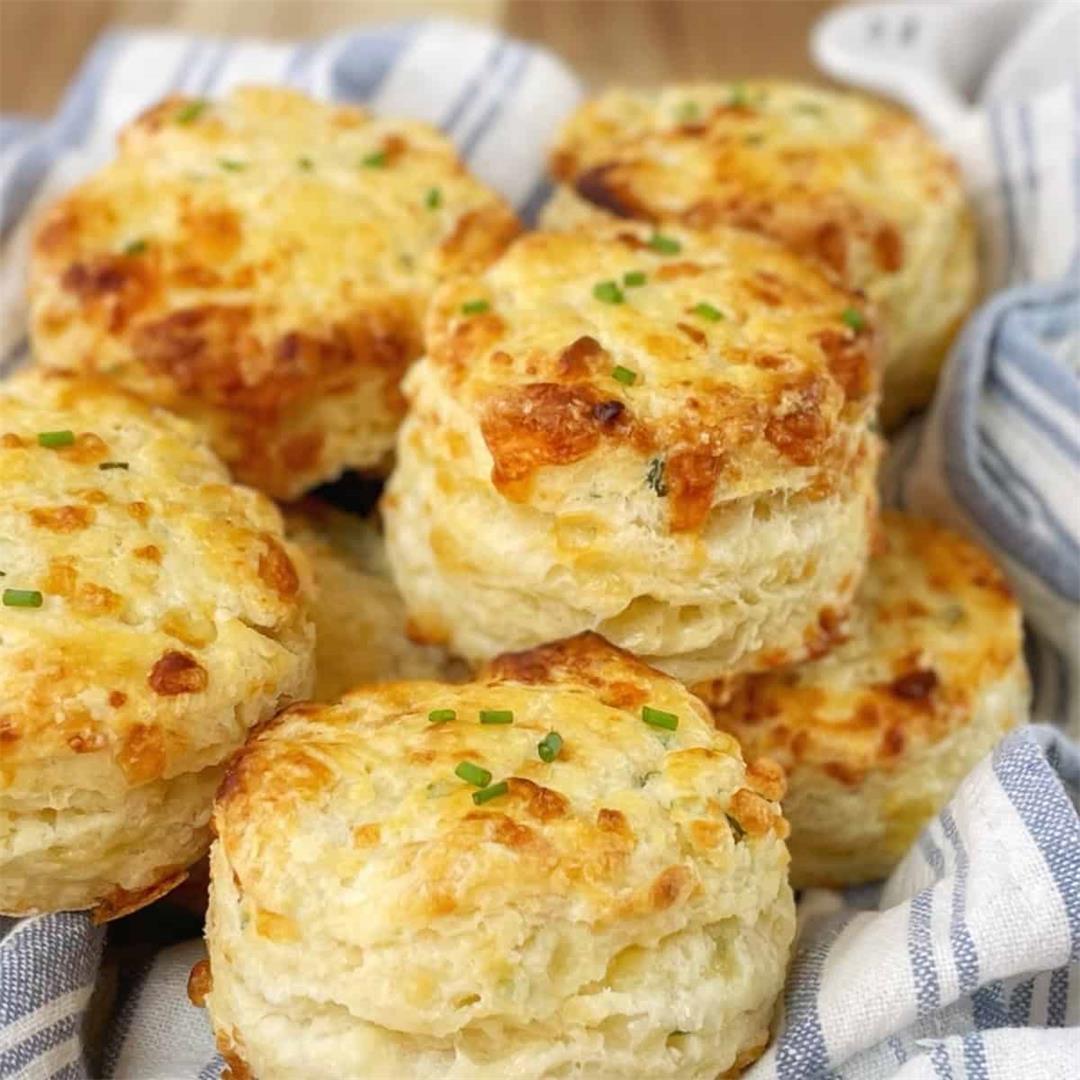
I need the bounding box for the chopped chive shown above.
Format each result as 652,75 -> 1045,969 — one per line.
743,133 -> 766,146
593,280 -> 624,304
37,430 -> 74,448
611,365 -> 637,386
692,302 -> 724,322
472,780 -> 509,805
99,461 -> 129,471
455,761 -> 492,788
461,299 -> 490,316
3,589 -> 42,608
425,186 -> 442,209
645,457 -> 668,496
175,100 -> 207,125
676,101 -> 700,123
123,239 -> 148,256
480,709 -> 514,725
642,705 -> 679,731
623,270 -> 647,287
362,150 -> 388,168
841,307 -> 866,332
729,82 -> 750,108
537,731 -> 563,763
297,156 -> 314,171
429,708 -> 456,724
647,232 -> 681,255
794,101 -> 824,116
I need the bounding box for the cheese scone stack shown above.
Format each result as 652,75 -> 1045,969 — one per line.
0,370 -> 314,918
546,82 -> 977,426
29,86 -> 519,498
700,512 -> 1029,887
384,224 -> 881,682
200,633 -> 795,1079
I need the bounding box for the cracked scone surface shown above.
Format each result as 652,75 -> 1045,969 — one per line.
203,632 -> 795,1079
383,225 -> 881,682
285,501 -> 467,701
546,81 -> 976,426
0,370 -> 314,917
29,85 -> 520,498
699,512 -> 1029,887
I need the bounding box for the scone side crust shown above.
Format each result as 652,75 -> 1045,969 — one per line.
700,511 -> 1027,782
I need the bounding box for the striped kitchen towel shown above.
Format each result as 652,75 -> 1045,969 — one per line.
1,9 -> 1078,1080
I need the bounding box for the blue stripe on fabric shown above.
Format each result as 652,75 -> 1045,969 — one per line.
969,437 -> 1029,523
992,735 -> 1080,964
195,38 -> 230,94
0,116 -> 40,153
328,23 -> 417,104
1047,965 -> 1070,1026
283,39 -> 319,87
929,1038 -> 954,1079
979,432 -> 1080,567
460,44 -> 530,157
0,1012 -> 80,1075
441,41 -> 505,134
971,980 -> 1007,1032
991,370 -> 1080,465
520,177 -> 553,224
909,887 -> 942,1017
887,1034 -> 908,1065
198,1053 -> 227,1080
1008,975 -> 1036,1025
99,956 -> 156,1077
961,1031 -> 990,1080
773,909 -> 857,1077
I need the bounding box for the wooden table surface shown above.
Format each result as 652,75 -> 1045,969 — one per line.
1,0 -> 839,118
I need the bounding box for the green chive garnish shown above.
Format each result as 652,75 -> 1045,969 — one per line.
3,589 -> 42,608
99,461 -> 129,471
611,365 -> 637,386
473,780 -> 509,805
426,187 -> 442,210
455,761 -> 492,787
218,158 -> 246,172
537,731 -> 563,763
37,430 -> 74,448
362,150 -> 388,168
642,705 -> 679,731
298,157 -> 314,171
623,270 -> 647,287
841,307 -> 866,332
429,708 -> 456,724
693,302 -> 724,322
461,299 -> 490,316
645,457 -> 668,496
593,280 -> 624,304
729,83 -> 750,108
123,239 -> 148,256
480,709 -> 513,725
647,233 -> 681,255
175,101 -> 207,125
676,101 -> 700,123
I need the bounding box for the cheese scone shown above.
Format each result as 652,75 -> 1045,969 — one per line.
29,86 -> 520,498
546,82 -> 977,426
199,633 -> 795,1079
285,501 -> 466,701
699,512 -> 1029,888
383,225 -> 881,683
0,370 -> 314,919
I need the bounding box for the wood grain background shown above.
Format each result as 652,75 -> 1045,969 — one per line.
1,0 -> 839,118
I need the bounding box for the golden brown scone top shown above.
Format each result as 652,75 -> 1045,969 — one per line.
0,369 -> 313,788
28,86 -> 520,494
215,633 -> 789,947
420,224 -> 879,530
550,81 -> 963,290
700,512 -> 1026,784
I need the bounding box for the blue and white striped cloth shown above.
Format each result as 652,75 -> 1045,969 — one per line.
1,11 -> 1077,1080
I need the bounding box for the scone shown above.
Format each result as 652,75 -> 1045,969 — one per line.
285,500 -> 466,701
29,86 -> 520,498
0,370 -> 314,918
546,82 -> 977,426
698,512 -> 1029,888
199,632 -> 795,1079
383,225 -> 881,683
